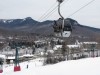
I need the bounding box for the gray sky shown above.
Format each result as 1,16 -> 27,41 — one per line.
0,0 -> 99,28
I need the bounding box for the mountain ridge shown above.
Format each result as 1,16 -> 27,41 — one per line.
0,17 -> 100,38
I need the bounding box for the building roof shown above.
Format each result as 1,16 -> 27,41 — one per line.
82,42 -> 98,44
67,45 -> 80,48
23,54 -> 33,57
53,44 -> 80,50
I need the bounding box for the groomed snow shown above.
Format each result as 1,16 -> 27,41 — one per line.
2,57 -> 100,75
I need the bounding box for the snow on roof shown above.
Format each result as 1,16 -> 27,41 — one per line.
47,50 -> 54,53
7,56 -> 15,60
67,45 -> 80,48
0,54 -> 6,59
23,54 -> 33,57
82,42 -> 98,44
53,45 -> 62,50
53,45 -> 80,50
7,56 -> 24,60
34,40 -> 46,43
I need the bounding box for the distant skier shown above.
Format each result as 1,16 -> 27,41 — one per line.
26,64 -> 28,69
26,60 -> 30,69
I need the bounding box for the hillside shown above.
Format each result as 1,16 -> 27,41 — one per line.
1,57 -> 100,75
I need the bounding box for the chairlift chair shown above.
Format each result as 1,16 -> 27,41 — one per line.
53,0 -> 72,37
53,18 -> 72,37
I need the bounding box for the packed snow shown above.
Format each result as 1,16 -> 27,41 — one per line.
1,57 -> 100,75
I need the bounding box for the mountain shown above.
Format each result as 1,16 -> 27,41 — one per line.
0,17 -> 100,38
0,17 -> 38,30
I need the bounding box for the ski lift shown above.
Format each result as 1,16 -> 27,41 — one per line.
53,18 -> 72,37
13,42 -> 21,72
53,0 -> 72,37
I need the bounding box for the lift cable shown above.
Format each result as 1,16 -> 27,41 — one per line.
38,2 -> 57,22
42,0 -> 69,21
67,0 -> 95,18
32,0 -> 69,27
39,5 -> 58,22
32,2 -> 58,26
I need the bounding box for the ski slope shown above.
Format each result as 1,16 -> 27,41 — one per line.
2,57 -> 100,75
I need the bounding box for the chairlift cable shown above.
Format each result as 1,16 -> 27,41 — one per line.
32,2 -> 58,26
34,0 -> 69,26
38,2 -> 57,21
39,5 -> 58,22
42,0 -> 69,21
67,0 -> 95,18
32,7 -> 58,28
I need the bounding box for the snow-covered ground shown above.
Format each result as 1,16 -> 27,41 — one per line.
1,57 -> 100,75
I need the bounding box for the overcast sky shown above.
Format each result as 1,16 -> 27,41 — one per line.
0,0 -> 99,28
